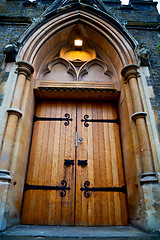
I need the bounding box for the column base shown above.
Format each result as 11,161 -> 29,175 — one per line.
0,170 -> 12,231
139,183 -> 160,232
140,172 -> 158,185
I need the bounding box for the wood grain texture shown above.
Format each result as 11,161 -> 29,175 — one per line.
21,101 -> 76,225
21,101 -> 128,226
76,102 -> 128,226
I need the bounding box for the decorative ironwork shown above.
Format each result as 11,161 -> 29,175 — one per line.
80,181 -> 127,198
34,113 -> 72,126
78,160 -> 88,167
24,180 -> 70,197
64,159 -> 74,167
81,114 -> 119,127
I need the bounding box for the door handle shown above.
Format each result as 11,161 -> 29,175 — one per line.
78,160 -> 88,167
64,159 -> 74,167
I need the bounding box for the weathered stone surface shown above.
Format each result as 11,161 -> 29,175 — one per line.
140,184 -> 160,232
0,225 -> 160,239
0,182 -> 10,231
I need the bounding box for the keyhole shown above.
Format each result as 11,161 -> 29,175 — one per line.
79,138 -> 83,143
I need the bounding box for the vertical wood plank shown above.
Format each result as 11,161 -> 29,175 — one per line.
92,104 -> 100,225
87,103 -> 95,226
76,103 -> 88,225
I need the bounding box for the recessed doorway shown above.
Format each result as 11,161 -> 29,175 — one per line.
21,100 -> 128,226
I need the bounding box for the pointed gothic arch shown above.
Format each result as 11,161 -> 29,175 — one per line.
0,1 -> 159,231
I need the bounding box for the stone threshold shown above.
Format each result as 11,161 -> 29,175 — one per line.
0,225 -> 160,240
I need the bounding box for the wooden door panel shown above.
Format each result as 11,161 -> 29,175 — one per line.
21,101 -> 76,225
21,100 -> 128,226
76,102 -> 128,226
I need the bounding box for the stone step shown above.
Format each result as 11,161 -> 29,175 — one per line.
0,225 -> 160,240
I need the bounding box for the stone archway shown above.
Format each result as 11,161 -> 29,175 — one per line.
0,7 -> 159,231
20,38 -> 129,225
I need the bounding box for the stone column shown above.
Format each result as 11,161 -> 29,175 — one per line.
0,61 -> 34,231
122,64 -> 160,232
0,61 -> 34,170
121,64 -> 158,184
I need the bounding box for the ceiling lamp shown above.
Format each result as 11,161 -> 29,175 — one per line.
74,39 -> 83,47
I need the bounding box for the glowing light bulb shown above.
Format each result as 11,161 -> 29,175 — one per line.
74,39 -> 83,47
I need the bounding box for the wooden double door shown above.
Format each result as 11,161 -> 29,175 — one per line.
21,100 -> 128,226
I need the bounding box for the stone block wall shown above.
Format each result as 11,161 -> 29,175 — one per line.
0,0 -> 160,134
0,24 -> 28,105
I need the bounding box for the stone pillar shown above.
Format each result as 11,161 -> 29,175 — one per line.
121,64 -> 158,184
0,61 -> 34,231
0,61 -> 34,170
122,65 -> 160,232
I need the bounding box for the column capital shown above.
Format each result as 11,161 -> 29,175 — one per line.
7,108 -> 23,118
131,111 -> 147,121
16,61 -> 34,78
121,64 -> 139,82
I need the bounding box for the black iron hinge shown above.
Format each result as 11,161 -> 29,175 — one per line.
81,115 -> 119,127
33,113 -> 72,126
24,180 -> 70,197
80,181 -> 127,198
